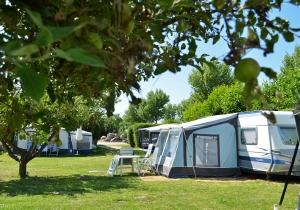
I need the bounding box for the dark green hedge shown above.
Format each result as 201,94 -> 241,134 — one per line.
127,126 -> 135,147
127,123 -> 157,148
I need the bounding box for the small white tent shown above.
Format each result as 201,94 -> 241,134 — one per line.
150,113 -> 240,178
16,128 -> 94,155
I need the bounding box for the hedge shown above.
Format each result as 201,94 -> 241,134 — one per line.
127,126 -> 135,147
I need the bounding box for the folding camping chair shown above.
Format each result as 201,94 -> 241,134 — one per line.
48,142 -> 59,156
107,155 -> 120,176
117,147 -> 135,172
138,144 -> 155,176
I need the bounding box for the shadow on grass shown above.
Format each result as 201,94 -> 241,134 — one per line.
57,147 -> 145,158
240,171 -> 300,183
0,174 -> 140,196
53,147 -> 118,158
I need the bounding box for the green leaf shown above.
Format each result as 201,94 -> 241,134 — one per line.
10,44 -> 39,56
204,61 -> 217,71
55,48 -> 106,67
181,43 -> 186,50
17,65 -> 47,101
4,41 -> 21,55
272,34 -> 279,43
25,9 -> 43,27
248,28 -> 260,45
176,20 -> 191,33
235,19 -> 245,35
48,0 -> 62,8
154,64 -> 167,75
174,0 -> 197,8
261,67 -> 277,79
159,0 -> 174,8
163,53 -> 176,73
191,64 -> 203,74
37,25 -> 84,47
60,120 -> 76,131
260,27 -> 268,40
283,31 -> 294,42
189,38 -> 197,54
149,23 -> 164,43
212,34 -> 220,45
88,32 -> 103,50
47,83 -> 56,103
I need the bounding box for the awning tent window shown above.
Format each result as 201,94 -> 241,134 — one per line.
162,130 -> 180,158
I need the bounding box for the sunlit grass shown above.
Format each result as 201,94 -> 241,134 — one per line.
0,146 -> 299,210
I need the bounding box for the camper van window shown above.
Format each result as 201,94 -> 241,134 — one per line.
241,128 -> 257,145
278,127 -> 298,145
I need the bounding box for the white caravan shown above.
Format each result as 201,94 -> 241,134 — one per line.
147,111 -> 300,178
16,128 -> 94,155
238,111 -> 300,176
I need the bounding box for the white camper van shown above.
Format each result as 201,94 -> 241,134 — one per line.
237,111 -> 300,176
16,128 -> 94,155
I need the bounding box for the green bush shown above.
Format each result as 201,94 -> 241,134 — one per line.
127,126 -> 135,147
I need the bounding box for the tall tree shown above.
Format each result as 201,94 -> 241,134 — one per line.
122,104 -> 144,130
188,61 -> 235,103
183,83 -> 246,121
162,103 -> 179,123
257,45 -> 300,111
138,89 -> 170,123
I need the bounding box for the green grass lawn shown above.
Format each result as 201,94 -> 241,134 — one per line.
0,146 -> 299,210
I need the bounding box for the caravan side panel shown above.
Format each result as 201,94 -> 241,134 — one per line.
238,125 -> 272,173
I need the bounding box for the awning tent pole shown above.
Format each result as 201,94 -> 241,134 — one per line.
279,110 -> 300,205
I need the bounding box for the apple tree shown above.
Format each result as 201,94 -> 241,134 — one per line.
0,0 -> 299,177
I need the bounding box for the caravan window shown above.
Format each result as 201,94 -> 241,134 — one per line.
241,128 -> 257,145
194,135 -> 219,167
279,127 -> 298,145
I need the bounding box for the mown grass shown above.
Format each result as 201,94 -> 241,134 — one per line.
0,145 -> 300,210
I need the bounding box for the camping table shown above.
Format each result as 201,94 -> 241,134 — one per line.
118,155 -> 140,176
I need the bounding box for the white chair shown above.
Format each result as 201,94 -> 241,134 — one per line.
107,155 -> 120,176
139,144 -> 155,176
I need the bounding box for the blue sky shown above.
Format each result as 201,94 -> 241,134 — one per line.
114,3 -> 300,117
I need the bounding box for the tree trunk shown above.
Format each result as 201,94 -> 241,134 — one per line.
19,158 -> 27,178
